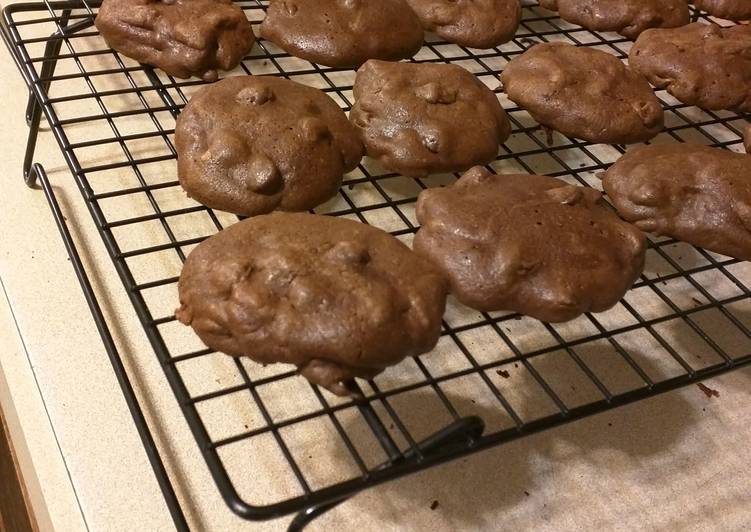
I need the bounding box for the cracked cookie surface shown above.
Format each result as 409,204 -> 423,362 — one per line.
176,76 -> 363,216
603,143 -> 751,261
501,42 -> 664,144
405,0 -> 521,48
414,167 -> 646,323
350,60 -> 510,177
540,0 -> 689,40
694,0 -> 751,21
259,0 -> 424,68
629,23 -> 751,113
95,0 -> 255,81
176,213 -> 448,396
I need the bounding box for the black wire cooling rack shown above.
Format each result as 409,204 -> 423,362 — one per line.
4,1 -> 751,530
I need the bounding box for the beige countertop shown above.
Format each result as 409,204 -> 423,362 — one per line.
1,2 -> 751,530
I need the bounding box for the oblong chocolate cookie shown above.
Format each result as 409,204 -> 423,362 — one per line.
175,76 -> 363,216
405,0 -> 521,49
501,43 -> 664,144
259,0 -> 424,68
414,167 -> 646,323
745,123 -> 751,154
350,60 -> 511,177
176,213 -> 448,396
694,0 -> 751,21
95,0 -> 255,81
603,144 -> 751,261
539,0 -> 689,40
629,23 -> 751,113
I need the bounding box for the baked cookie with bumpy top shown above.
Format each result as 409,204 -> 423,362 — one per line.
414,167 -> 646,323
539,0 -> 689,40
175,76 -> 363,216
350,60 -> 510,177
694,0 -> 751,21
405,0 -> 521,49
259,0 -> 424,68
629,23 -> 751,113
501,43 -> 664,144
603,144 -> 751,260
95,0 -> 255,81
176,213 -> 448,396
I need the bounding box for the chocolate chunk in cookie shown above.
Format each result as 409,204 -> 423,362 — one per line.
175,76 -> 363,216
350,60 -> 510,177
603,143 -> 751,261
501,43 -> 663,144
95,0 -> 255,81
414,167 -> 646,323
539,0 -> 689,40
176,213 -> 448,396
694,0 -> 751,21
405,0 -> 521,49
259,0 -> 424,68
629,23 -> 751,113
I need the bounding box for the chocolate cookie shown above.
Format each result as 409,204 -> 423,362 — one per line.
501,43 -> 663,144
414,167 -> 646,323
95,0 -> 255,81
405,0 -> 521,49
629,23 -> 751,112
350,60 -> 511,177
175,76 -> 363,216
539,0 -> 689,40
258,0 -> 424,68
603,143 -> 751,261
176,213 -> 448,395
745,123 -> 751,153
694,0 -> 751,21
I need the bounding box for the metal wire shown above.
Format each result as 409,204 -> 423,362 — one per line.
4,0 -> 751,526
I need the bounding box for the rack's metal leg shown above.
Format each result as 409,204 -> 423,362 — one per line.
22,9 -> 88,183
23,106 -> 43,185
287,415 -> 485,531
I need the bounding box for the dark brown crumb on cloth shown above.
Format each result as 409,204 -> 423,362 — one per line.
697,382 -> 720,398
430,500 -> 439,510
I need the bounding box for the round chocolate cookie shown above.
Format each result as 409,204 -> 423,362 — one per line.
405,0 -> 521,49
629,23 -> 751,113
694,0 -> 751,21
414,167 -> 646,323
501,43 -> 663,144
603,143 -> 751,261
539,0 -> 689,40
176,213 -> 448,396
175,76 -> 363,216
95,0 -> 255,81
258,0 -> 424,68
350,60 -> 511,177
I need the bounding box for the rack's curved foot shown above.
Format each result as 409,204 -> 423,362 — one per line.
287,416 -> 485,531
24,162 -> 39,188
287,499 -> 346,532
25,91 -> 36,127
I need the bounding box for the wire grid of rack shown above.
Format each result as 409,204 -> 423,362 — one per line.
4,0 -> 751,529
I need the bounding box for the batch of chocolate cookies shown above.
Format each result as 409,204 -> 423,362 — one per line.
95,0 -> 751,395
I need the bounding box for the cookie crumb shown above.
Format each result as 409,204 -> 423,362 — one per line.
697,382 -> 719,398
430,500 -> 439,510
524,491 -> 530,496
496,369 -> 510,378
